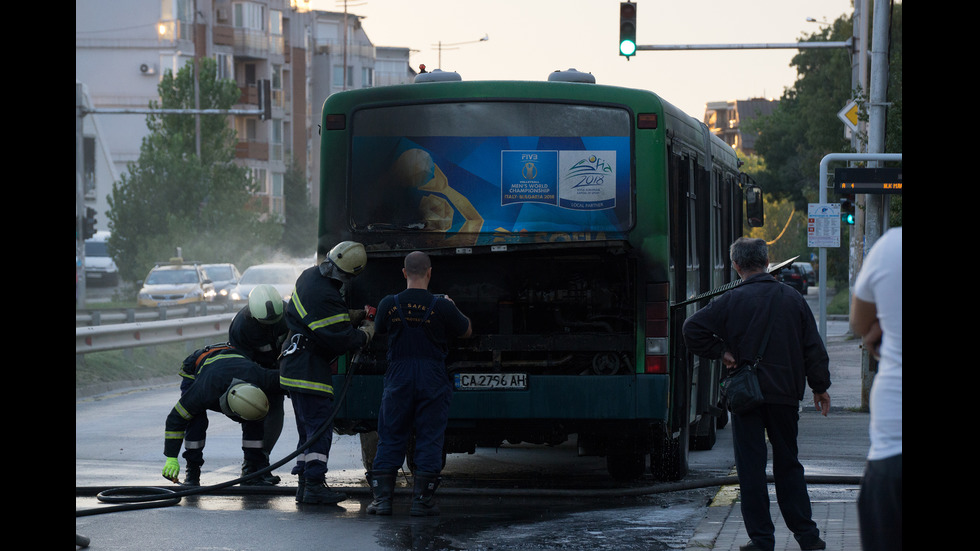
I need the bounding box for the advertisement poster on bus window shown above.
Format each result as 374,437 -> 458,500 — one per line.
350,136 -> 632,246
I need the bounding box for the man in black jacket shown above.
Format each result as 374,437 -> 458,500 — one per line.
683,238 -> 831,551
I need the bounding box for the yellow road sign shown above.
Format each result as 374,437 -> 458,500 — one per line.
837,100 -> 859,132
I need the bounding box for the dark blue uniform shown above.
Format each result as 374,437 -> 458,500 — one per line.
228,304 -> 289,459
280,265 -> 367,485
165,350 -> 281,467
372,289 -> 470,474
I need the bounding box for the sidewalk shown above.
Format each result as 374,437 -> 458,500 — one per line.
684,319 -> 870,551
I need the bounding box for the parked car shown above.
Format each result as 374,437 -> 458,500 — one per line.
83,231 -> 119,286
796,261 -> 817,287
202,263 -> 242,302
229,263 -> 305,303
137,261 -> 216,307
776,264 -> 808,295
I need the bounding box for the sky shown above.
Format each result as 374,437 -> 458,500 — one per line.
307,0 -> 856,118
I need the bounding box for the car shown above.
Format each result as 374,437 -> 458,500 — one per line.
202,263 -> 242,302
229,263 -> 305,303
137,260 -> 216,307
796,261 -> 817,287
83,231 -> 119,286
776,264 -> 808,295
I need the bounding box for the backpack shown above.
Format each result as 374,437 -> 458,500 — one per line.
179,342 -> 233,379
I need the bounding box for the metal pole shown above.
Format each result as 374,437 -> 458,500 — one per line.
817,153 -> 901,342
635,39 -> 852,52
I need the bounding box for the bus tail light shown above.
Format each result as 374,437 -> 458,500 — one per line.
644,283 -> 669,374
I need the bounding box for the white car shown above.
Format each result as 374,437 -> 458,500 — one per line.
229,263 -> 305,303
84,231 -> 119,286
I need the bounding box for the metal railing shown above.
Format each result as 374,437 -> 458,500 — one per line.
76,313 -> 236,355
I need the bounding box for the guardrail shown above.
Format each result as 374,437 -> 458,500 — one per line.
75,301 -> 242,327
76,313 -> 237,354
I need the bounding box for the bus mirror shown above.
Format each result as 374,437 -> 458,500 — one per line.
744,184 -> 764,228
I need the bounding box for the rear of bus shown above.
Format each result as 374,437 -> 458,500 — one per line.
320,73 -> 686,480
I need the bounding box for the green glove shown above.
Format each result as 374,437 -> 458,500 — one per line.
162,457 -> 180,483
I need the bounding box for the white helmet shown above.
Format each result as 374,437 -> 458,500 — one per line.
248,284 -> 284,324
327,241 -> 367,276
224,382 -> 269,421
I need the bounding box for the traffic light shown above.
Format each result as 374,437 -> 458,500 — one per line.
840,194 -> 855,225
83,207 -> 97,239
619,2 -> 637,59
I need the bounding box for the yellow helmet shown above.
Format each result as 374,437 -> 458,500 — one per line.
248,284 -> 284,324
327,241 -> 367,276
224,382 -> 269,421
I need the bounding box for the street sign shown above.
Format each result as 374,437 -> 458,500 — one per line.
808,203 -> 841,248
837,100 -> 859,133
834,167 -> 903,194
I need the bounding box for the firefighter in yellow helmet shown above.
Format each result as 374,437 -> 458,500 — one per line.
162,347 -> 282,486
279,241 -> 374,504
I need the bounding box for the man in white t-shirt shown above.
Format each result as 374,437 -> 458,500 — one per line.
850,226 -> 902,551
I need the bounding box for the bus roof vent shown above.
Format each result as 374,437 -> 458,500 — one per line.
415,69 -> 462,83
548,68 -> 595,83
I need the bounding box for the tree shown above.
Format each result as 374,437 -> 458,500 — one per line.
106,57 -> 281,282
743,4 -> 902,285
279,158 -> 318,258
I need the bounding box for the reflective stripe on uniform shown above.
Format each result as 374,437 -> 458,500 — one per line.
201,353 -> 247,367
184,439 -> 205,450
174,401 -> 192,420
165,430 -> 185,441
242,439 -> 264,449
292,291 -> 350,332
305,452 -> 328,463
279,375 -> 334,396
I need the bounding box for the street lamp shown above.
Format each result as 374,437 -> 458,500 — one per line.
432,34 -> 489,69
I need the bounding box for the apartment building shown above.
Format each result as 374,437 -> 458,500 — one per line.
75,0 -> 414,228
703,98 -> 779,155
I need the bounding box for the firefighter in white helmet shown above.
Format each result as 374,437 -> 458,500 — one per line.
227,284 -> 290,485
279,241 -> 374,504
162,347 -> 282,486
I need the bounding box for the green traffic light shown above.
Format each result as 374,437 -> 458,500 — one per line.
620,39 -> 636,57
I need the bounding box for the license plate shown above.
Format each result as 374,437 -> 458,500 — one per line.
454,373 -> 527,390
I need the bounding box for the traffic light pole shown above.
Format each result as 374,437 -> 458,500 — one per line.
634,39 -> 853,52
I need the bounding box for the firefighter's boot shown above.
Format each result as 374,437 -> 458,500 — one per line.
181,464 -> 202,487
410,471 -> 441,517
240,460 -> 281,486
366,471 -> 396,516
300,479 -> 347,505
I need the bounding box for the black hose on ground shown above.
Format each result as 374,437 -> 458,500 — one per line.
75,360 -> 360,518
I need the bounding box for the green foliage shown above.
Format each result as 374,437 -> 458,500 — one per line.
279,159 -> 318,259
740,4 -> 902,288
106,58 -> 283,282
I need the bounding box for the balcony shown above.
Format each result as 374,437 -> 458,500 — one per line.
236,141 -> 269,161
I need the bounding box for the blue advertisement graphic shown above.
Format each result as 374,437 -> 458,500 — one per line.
351,136 -> 631,242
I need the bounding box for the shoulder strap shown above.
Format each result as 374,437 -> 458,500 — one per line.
754,286 -> 782,364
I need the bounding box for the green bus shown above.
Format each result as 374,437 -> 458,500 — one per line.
318,69 -> 763,481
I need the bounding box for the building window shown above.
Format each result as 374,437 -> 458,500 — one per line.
333,65 -> 353,88
252,167 -> 267,194
362,67 -> 373,88
233,2 -> 265,30
271,172 -> 284,217
272,64 -> 283,108
271,119 -> 283,161
215,53 -> 233,80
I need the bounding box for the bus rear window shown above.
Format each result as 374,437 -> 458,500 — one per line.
349,102 -> 633,242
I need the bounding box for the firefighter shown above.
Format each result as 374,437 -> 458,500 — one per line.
162,348 -> 282,486
367,251 -> 472,516
228,284 -> 289,484
279,241 -> 374,505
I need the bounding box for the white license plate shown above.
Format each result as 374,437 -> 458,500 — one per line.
454,373 -> 527,390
